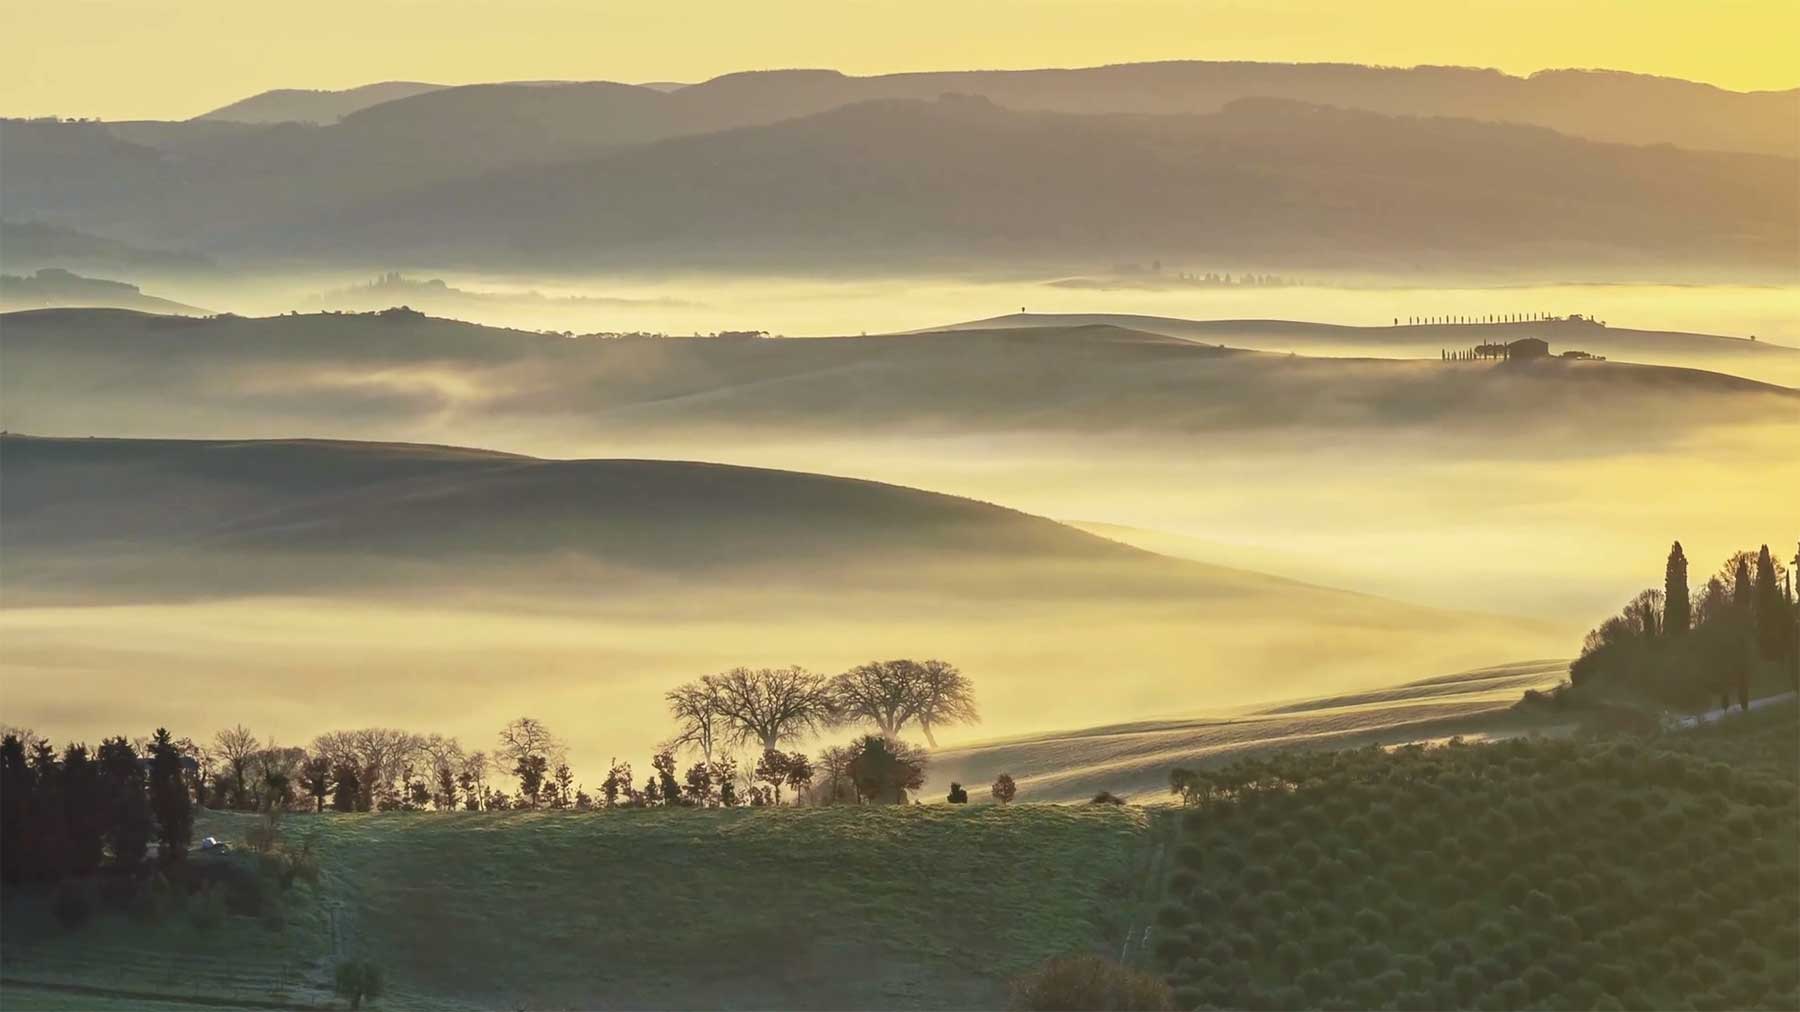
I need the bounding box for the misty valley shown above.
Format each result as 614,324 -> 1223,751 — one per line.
1,43 -> 1797,1012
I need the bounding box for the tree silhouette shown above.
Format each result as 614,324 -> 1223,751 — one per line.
97,736 -> 149,868
992,773 -> 1018,804
832,660 -> 924,735
783,751 -> 814,802
666,679 -> 724,763
1664,541 -> 1690,636
848,735 -> 926,804
148,727 -> 192,861
755,749 -> 790,804
213,724 -> 260,811
709,666 -> 836,751
300,755 -> 333,813
912,660 -> 979,747
60,743 -> 104,876
1755,545 -> 1784,661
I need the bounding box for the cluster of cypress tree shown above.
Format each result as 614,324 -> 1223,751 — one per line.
1568,541 -> 1798,707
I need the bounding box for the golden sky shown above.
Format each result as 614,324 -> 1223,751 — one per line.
4,0 -> 1796,120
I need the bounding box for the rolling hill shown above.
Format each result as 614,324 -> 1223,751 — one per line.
193,81 -> 445,124
937,311 -> 1800,386
0,269 -> 207,315
4,309 -> 1794,447
0,432 -> 1561,778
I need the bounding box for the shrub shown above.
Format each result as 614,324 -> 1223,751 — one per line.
52,878 -> 96,930
946,782 -> 969,804
335,959 -> 385,1010
1091,791 -> 1127,805
991,774 -> 1018,804
1008,953 -> 1173,1011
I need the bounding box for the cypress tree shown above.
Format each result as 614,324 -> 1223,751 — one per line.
1755,545 -> 1783,661
1733,556 -> 1754,610
1664,542 -> 1690,636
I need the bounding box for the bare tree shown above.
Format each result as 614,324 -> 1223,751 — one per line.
708,666 -> 836,751
813,744 -> 856,805
832,660 -> 924,735
666,680 -> 724,763
458,750 -> 489,810
912,660 -> 979,747
311,728 -> 421,811
214,725 -> 261,810
418,735 -> 466,811
497,718 -> 563,808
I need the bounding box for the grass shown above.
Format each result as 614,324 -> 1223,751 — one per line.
3,804 -> 1150,1010
1150,700 -> 1800,1010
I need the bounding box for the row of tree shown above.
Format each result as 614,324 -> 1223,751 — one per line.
665,660 -> 978,758
1569,541 -> 1798,707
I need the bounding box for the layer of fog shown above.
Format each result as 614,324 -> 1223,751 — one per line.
0,578 -> 1561,786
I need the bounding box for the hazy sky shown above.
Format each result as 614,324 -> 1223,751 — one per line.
5,0 -> 1796,120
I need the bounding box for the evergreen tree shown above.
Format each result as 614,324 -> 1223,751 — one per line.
29,739 -> 71,882
60,743 -> 105,876
148,728 -> 193,862
1755,545 -> 1783,661
97,737 -> 150,869
0,735 -> 31,885
1663,541 -> 1690,636
1733,555 -> 1754,610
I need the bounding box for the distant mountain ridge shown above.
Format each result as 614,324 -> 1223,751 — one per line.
193,61 -> 1800,155
5,60 -> 1792,275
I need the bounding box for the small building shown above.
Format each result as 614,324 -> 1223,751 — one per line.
1507,338 -> 1550,360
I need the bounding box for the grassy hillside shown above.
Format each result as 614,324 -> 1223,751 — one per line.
3,702 -> 1790,1011
1,805 -> 1153,1010
1146,701 -> 1800,1010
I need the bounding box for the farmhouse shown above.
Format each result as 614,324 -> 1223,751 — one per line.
1507,337 -> 1549,360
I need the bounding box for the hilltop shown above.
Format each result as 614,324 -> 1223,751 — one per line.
0,268 -> 207,315
193,81 -> 445,124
